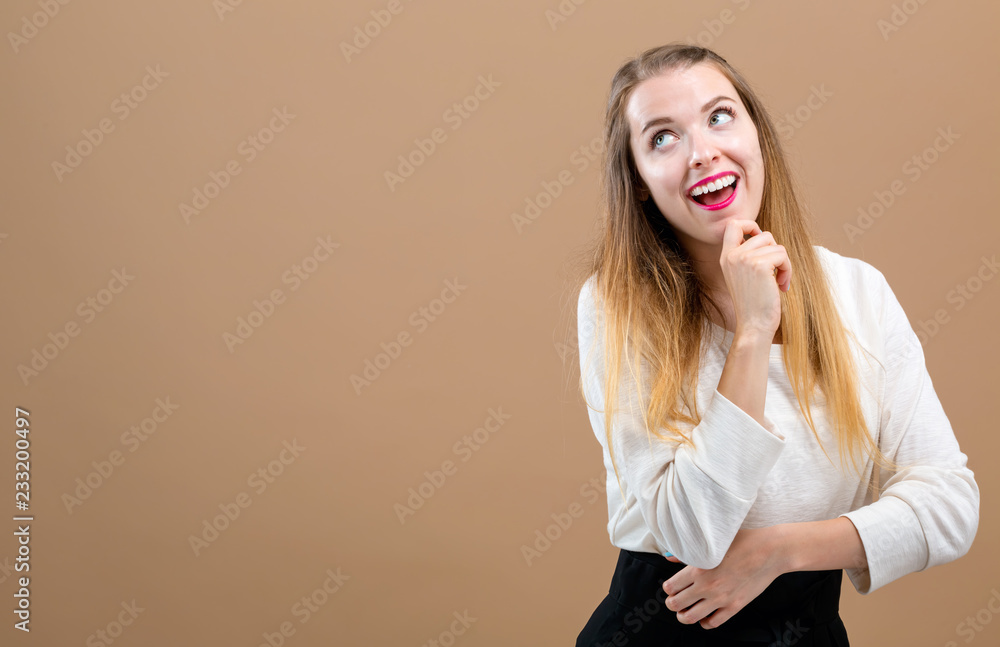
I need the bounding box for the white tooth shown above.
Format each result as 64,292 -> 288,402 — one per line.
691,175 -> 737,197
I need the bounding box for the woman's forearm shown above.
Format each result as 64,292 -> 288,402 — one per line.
774,517 -> 868,573
717,332 -> 773,428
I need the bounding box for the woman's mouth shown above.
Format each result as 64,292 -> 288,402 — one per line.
688,176 -> 738,211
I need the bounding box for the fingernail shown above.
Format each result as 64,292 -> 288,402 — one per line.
664,551 -> 673,557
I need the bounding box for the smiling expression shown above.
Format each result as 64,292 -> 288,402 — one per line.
627,62 -> 765,257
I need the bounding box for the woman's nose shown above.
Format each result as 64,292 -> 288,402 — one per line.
687,132 -> 720,168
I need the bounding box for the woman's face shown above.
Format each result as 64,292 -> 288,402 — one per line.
626,63 -> 765,258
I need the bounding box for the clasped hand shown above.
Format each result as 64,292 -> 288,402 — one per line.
662,526 -> 787,630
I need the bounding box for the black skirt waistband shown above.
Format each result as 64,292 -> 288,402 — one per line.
623,548 -> 844,619
591,549 -> 850,645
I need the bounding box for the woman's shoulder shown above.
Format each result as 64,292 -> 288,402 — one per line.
578,273 -> 600,318
813,244 -> 895,306
813,244 -> 886,284
812,244 -> 895,365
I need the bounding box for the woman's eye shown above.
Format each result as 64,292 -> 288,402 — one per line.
649,108 -> 735,150
649,106 -> 736,149
710,107 -> 736,126
650,130 -> 678,149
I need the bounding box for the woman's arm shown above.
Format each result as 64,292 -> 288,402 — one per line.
578,277 -> 787,569
773,517 -> 868,573
717,330 -> 775,430
811,268 -> 977,594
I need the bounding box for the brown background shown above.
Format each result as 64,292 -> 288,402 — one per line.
1,0 -> 997,645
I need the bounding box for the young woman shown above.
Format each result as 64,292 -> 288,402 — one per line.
573,43 -> 979,646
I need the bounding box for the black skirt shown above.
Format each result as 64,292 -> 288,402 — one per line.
576,549 -> 851,646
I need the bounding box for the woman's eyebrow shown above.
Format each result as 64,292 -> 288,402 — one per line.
639,95 -> 735,136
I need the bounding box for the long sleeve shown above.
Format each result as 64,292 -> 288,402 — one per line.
837,270 -> 980,595
578,277 -> 786,569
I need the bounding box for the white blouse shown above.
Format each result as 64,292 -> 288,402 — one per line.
577,244 -> 979,594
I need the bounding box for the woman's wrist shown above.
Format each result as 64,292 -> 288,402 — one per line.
769,524 -> 798,575
768,519 -> 868,574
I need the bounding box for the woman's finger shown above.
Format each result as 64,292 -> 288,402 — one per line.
700,608 -> 733,630
733,229 -> 775,252
663,571 -> 694,595
744,248 -> 793,290
675,598 -> 717,625
723,219 -> 762,251
665,590 -> 694,612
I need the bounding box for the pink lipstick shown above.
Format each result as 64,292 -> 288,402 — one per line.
687,173 -> 739,211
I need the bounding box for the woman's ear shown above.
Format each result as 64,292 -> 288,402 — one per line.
637,181 -> 650,202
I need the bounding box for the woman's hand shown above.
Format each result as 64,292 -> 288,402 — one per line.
661,526 -> 788,630
719,219 -> 792,340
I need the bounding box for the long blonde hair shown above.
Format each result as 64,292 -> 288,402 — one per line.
570,43 -> 900,504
